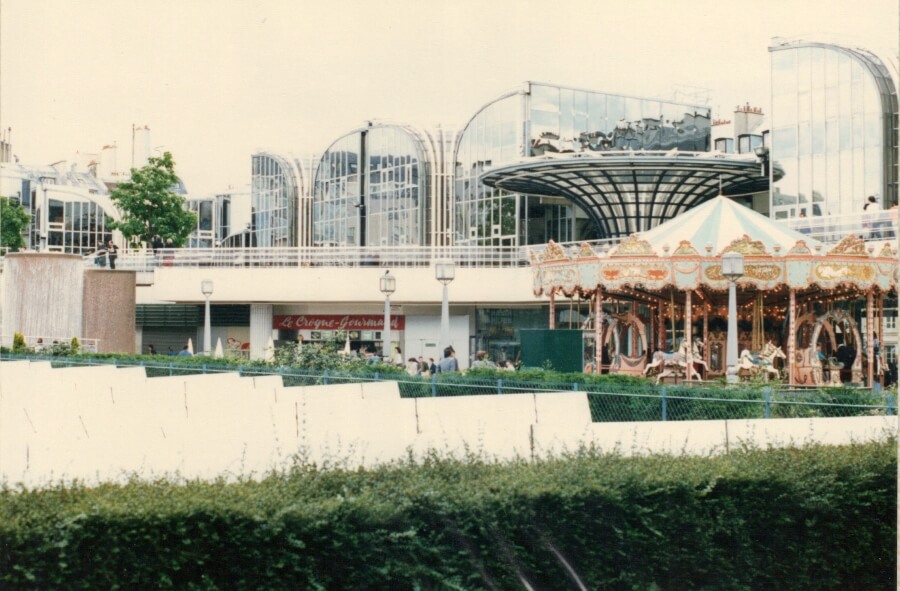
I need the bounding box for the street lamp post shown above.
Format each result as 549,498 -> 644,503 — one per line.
38,176 -> 53,252
380,270 -> 396,361
435,259 -> 455,349
201,280 -> 214,356
721,252 -> 744,384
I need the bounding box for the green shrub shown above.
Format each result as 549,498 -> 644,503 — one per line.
0,440 -> 894,590
11,332 -> 26,353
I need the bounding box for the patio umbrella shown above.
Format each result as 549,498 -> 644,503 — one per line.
186,338 -> 194,355
213,338 -> 224,359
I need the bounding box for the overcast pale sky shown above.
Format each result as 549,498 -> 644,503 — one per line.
1,0 -> 896,195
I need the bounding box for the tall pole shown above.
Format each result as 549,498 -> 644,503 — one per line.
39,180 -> 49,252
440,282 -> 450,348
594,288 -> 603,374
685,290 -> 692,381
788,289 -> 796,385
201,280 -> 214,356
436,260 -> 455,349
866,289 -> 874,387
726,277 -> 739,384
379,270 -> 396,361
204,294 -> 211,355
383,292 -> 391,359
549,288 -> 556,329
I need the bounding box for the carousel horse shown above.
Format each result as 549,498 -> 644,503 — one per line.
677,339 -> 704,381
737,342 -> 786,381
643,348 -> 688,385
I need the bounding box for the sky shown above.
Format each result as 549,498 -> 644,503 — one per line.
1,0 -> 897,195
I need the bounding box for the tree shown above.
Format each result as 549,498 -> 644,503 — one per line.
0,196 -> 30,252
108,151 -> 197,247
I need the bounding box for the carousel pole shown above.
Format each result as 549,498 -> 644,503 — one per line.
594,288 -> 603,375
549,288 -> 556,330
866,289 -> 874,387
684,290 -> 693,381
658,300 -> 665,351
703,299 -> 709,368
878,292 -> 885,386
788,288 -> 796,385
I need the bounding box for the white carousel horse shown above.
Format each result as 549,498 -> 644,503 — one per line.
643,348 -> 687,385
738,342 -> 786,381
676,339 -> 705,381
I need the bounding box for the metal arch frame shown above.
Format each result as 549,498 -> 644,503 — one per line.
481,153 -> 776,239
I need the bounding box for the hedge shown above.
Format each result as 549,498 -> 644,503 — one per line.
1,440 -> 895,590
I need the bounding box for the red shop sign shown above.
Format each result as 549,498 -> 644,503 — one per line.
274,314 -> 405,331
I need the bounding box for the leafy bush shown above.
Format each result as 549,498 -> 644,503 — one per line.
0,440 -> 894,590
11,332 -> 26,353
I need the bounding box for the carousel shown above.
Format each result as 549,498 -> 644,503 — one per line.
529,196 -> 898,386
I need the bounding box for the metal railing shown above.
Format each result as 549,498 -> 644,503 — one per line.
0,335 -> 99,352
780,210 -> 898,245
3,354 -> 893,423
90,245 -> 535,271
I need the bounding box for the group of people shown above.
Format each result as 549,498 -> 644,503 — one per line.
94,234 -> 181,270
401,346 -> 515,375
403,346 -> 460,376
145,344 -> 193,357
94,240 -> 118,269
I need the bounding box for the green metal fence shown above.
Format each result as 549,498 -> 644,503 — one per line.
3,354 -> 894,423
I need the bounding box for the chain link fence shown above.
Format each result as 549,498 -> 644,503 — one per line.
4,354 -> 895,422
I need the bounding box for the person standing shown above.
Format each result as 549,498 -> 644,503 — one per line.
437,346 -> 459,372
863,195 -> 882,239
106,240 -> 118,270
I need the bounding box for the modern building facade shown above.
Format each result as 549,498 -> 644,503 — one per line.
0,162 -> 117,254
312,123 -> 451,248
5,43 -> 897,367
769,39 -> 899,220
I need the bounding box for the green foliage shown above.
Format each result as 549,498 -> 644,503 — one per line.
270,339 -> 400,375
0,196 -> 30,252
0,440 -> 894,589
69,337 -> 80,355
108,152 -> 197,247
12,332 -> 26,353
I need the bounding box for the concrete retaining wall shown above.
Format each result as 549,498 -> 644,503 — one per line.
1,361 -> 896,488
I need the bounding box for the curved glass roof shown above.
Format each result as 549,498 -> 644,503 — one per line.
481,151 -> 780,239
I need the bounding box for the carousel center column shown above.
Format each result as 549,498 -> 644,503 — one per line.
788,289 -> 796,385
684,289 -> 692,381
549,288 -> 556,330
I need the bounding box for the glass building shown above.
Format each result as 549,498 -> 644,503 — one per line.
769,40 -> 898,219
0,164 -> 116,254
454,82 -> 714,245
250,153 -> 304,247
312,123 -> 444,247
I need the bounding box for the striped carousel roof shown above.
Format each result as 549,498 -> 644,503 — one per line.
638,194 -> 824,255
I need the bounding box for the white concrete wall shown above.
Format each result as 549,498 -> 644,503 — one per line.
1,362 -> 896,489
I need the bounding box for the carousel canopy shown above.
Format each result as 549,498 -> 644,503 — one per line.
638,194 -> 824,255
